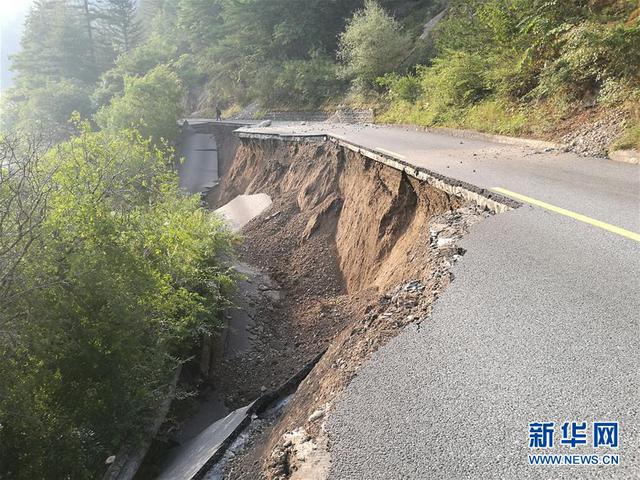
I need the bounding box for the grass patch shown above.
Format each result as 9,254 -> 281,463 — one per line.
460,100 -> 528,136
612,122 -> 640,151
378,98 -> 545,139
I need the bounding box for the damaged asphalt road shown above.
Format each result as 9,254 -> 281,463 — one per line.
327,206 -> 639,479
233,122 -> 639,478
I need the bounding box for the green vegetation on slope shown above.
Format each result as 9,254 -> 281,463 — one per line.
95,64 -> 185,142
380,0 -> 640,144
2,0 -> 448,138
4,1 -> 638,148
338,0 -> 412,92
613,119 -> 640,150
0,123 -> 236,479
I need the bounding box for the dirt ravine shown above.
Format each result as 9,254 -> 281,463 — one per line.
208,138 -> 491,479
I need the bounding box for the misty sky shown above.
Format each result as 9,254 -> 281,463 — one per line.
1,0 -> 34,91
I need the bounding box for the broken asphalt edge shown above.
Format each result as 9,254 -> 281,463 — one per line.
235,130 -> 521,214
181,125 -> 516,478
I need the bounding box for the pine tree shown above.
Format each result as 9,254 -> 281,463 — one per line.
137,0 -> 166,35
96,0 -> 143,58
11,0 -> 99,85
76,0 -> 98,71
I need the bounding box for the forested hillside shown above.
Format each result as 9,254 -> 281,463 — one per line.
2,0 -> 638,152
1,0 -> 445,139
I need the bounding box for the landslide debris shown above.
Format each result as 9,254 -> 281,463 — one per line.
558,108 -> 632,157
206,138 -> 491,479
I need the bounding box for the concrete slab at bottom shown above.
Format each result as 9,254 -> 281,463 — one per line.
156,402 -> 255,480
215,193 -> 272,231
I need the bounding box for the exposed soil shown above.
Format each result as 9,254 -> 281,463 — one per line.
204,138 -> 491,479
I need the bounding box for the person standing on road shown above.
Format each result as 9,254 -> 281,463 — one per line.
216,107 -> 222,122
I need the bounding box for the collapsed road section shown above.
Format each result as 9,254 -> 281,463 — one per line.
205,130 -> 518,479
159,123 -> 517,480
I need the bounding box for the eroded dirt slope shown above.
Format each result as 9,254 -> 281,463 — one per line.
208,139 -> 490,479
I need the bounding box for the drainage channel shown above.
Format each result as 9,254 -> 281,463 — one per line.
156,353 -> 324,480
153,192 -> 325,480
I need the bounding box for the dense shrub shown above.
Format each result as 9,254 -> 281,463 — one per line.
92,30 -> 181,108
266,54 -> 345,108
378,73 -> 424,103
2,78 -> 92,139
95,65 -> 185,143
338,0 -> 411,90
379,0 -> 640,134
0,123 -> 235,479
535,20 -> 640,98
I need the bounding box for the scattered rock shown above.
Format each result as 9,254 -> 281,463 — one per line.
270,428 -> 330,480
308,410 -> 325,422
436,237 -> 455,248
561,109 -> 630,157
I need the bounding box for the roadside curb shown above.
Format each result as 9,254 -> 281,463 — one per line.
329,135 -> 519,213
608,149 -> 639,165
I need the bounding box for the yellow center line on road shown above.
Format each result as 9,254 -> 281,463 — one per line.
375,147 -> 406,160
492,187 -> 640,242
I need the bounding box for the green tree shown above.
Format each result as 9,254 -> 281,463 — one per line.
260,53 -> 345,108
137,0 -> 168,34
4,0 -> 100,136
0,124 -> 235,479
96,0 -> 143,57
91,28 -> 180,107
338,0 -> 411,90
189,0 -> 361,107
11,0 -> 99,85
178,0 -> 225,51
3,78 -> 93,139
0,135 -> 53,339
95,65 -> 185,142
